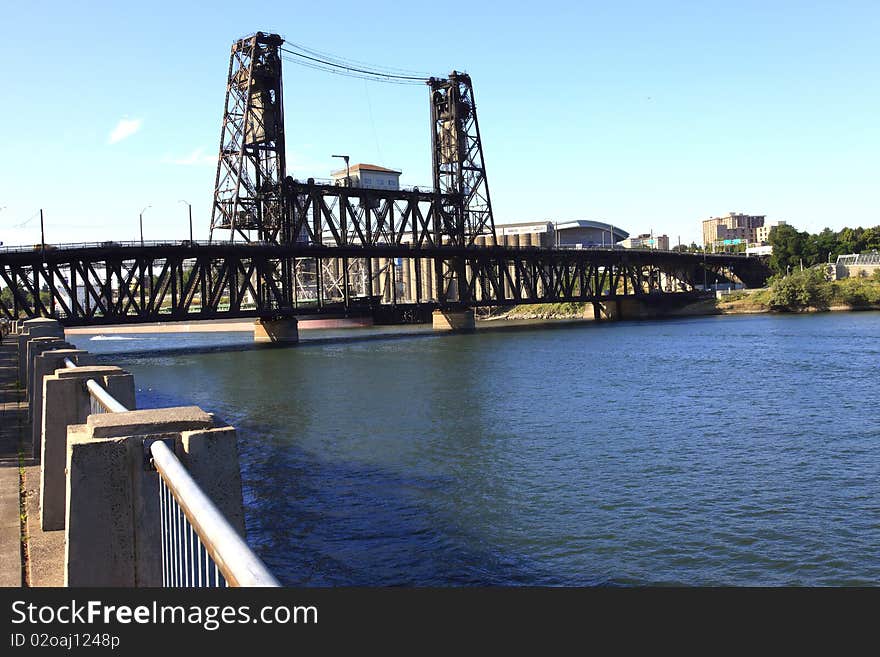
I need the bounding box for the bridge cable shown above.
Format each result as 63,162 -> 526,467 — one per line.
279,46 -> 431,84
282,40 -> 432,78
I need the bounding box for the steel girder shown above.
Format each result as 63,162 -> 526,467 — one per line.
0,244 -> 768,326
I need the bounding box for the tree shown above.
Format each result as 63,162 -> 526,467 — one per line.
768,224 -> 808,275
768,268 -> 828,308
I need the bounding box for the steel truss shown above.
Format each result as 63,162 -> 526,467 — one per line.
211,32 -> 287,243
429,72 -> 496,245
0,243 -> 767,326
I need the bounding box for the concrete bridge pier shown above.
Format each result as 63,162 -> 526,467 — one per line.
432,308 -> 476,332
254,317 -> 299,344
592,300 -> 621,321
593,295 -> 698,321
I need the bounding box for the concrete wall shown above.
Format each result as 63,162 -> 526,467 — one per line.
13,322 -> 252,587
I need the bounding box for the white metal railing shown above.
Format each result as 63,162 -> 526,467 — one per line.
151,440 -> 279,587
61,357 -> 278,587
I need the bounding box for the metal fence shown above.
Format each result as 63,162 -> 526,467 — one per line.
61,358 -> 278,587
151,440 -> 278,587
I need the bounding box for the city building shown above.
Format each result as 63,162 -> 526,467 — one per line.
620,233 -> 670,250
486,220 -> 629,248
330,163 -> 401,190
702,212 -> 765,251
755,220 -> 787,244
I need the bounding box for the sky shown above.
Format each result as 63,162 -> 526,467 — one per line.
1,0 -> 878,247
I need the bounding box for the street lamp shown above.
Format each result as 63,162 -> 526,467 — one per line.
332,154 -> 350,187
179,200 -> 193,243
139,205 -> 151,246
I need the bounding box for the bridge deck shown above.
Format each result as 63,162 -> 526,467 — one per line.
0,242 -> 768,326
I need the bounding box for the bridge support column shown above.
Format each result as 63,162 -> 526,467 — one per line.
593,300 -> 620,321
432,309 -> 475,332
594,297 -> 664,321
254,317 -> 299,344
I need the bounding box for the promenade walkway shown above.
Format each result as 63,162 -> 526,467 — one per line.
0,337 -> 25,587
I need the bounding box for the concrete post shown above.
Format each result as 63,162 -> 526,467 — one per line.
64,425 -> 137,586
65,407 -> 243,587
27,337 -> 71,405
40,366 -> 135,531
31,349 -> 94,461
422,258 -> 434,301
401,257 -> 412,302
18,318 -> 63,384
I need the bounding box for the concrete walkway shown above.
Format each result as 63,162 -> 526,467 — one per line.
0,337 -> 25,587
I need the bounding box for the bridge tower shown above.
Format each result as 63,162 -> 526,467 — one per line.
429,72 -> 497,247
429,72 -> 497,310
210,32 -> 288,244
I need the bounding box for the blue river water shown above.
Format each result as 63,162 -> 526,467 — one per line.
69,312 -> 880,586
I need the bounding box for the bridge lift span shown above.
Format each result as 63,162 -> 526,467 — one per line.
209,32 -> 496,250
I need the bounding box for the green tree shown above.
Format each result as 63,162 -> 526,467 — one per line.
768,268 -> 829,308
861,227 -> 880,252
768,224 -> 808,275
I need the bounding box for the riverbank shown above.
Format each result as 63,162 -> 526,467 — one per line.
489,273 -> 880,321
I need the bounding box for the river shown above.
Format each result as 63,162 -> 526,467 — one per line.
69,312 -> 880,586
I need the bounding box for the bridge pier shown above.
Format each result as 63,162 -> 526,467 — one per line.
254,318 -> 299,344
594,295 -> 703,321
432,308 -> 475,332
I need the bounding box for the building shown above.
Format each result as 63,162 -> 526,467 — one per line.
702,212 -> 765,250
755,220 -> 787,244
330,163 -> 401,190
485,220 -> 629,248
832,253 -> 880,280
745,244 -> 773,256
620,233 -> 670,250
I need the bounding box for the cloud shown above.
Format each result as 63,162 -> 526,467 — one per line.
108,118 -> 143,144
162,147 -> 217,166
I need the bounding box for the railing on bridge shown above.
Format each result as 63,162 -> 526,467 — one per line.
62,358 -> 278,587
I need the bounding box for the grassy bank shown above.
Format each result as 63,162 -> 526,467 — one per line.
719,269 -> 880,313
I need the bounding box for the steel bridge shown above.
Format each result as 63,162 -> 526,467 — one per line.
0,237 -> 766,327
0,32 -> 771,327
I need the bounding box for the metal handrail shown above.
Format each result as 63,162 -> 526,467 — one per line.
85,378 -> 129,412
63,356 -> 130,412
150,440 -> 279,587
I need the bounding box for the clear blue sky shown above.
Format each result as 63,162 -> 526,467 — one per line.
1,0 -> 877,246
